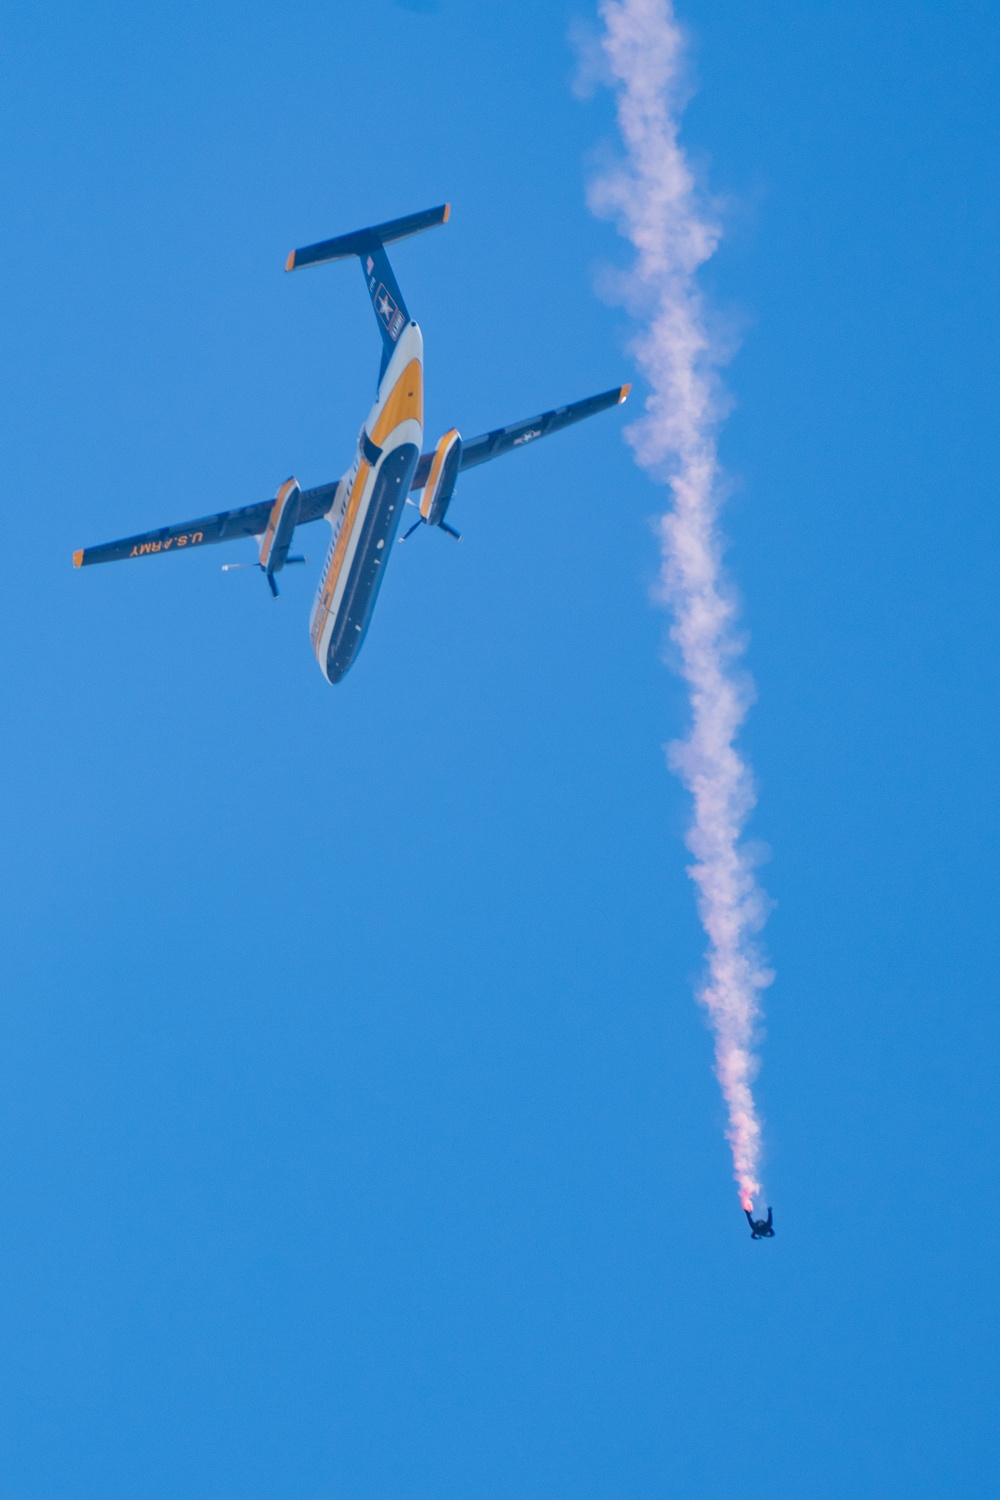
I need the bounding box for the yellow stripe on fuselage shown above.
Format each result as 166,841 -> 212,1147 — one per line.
310,459 -> 371,649
370,359 -> 422,446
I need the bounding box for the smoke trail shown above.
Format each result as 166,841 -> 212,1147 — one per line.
588,0 -> 772,1210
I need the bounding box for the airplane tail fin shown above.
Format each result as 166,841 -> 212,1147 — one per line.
285,204 -> 449,378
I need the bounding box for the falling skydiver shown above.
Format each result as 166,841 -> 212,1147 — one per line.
745,1207 -> 774,1240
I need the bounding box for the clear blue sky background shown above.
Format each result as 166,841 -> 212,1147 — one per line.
1,1 -> 997,1495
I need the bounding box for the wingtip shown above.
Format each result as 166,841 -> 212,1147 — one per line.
72,549 -> 83,568
619,383 -> 632,404
284,250 -> 296,273
442,203 -> 451,223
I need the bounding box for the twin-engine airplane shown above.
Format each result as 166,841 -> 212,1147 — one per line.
74,205 -> 630,684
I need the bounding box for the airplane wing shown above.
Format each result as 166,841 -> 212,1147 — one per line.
74,382 -> 630,564
409,384 -> 630,491
73,481 -> 339,567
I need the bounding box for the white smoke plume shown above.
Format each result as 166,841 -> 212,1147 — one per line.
588,0 -> 772,1210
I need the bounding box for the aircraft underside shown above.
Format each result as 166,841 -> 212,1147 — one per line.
322,443 -> 419,682
73,203 -> 629,685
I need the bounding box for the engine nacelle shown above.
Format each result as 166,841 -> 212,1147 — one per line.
419,429 -> 462,527
259,478 -> 300,568
257,477 -> 301,594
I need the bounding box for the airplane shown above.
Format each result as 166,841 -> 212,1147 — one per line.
73,205 -> 631,685
745,1207 -> 774,1240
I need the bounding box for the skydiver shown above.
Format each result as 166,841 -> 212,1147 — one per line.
745,1206 -> 774,1240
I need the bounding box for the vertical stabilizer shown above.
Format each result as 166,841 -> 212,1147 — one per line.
285,204 -> 450,379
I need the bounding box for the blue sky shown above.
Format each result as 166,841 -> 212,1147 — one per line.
1,1 -> 998,1495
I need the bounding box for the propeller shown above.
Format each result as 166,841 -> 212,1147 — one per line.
398,519 -> 461,543
222,555 -> 308,596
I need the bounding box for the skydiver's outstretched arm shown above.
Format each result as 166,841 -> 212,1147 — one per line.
766,1207 -> 773,1229
745,1209 -> 755,1228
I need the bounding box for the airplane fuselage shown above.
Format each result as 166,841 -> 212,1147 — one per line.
73,206 -> 629,685
309,321 -> 424,683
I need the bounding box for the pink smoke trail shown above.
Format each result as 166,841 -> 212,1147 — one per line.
588,0 -> 772,1210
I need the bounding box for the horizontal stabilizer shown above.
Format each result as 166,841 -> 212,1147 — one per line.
285,204 -> 450,273
73,481 -> 339,568
410,383 -> 630,491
